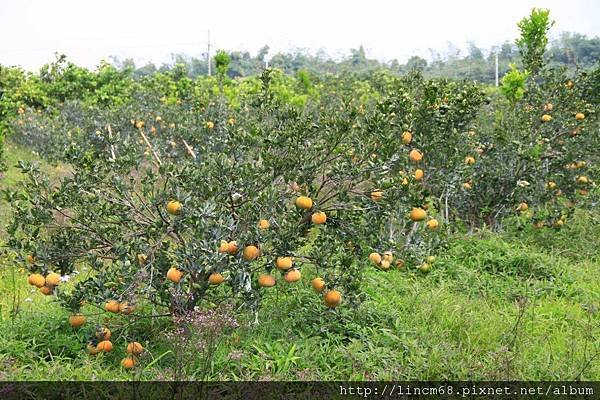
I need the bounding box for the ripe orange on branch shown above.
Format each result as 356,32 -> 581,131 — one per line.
28,273 -> 45,288
119,302 -> 136,314
243,245 -> 260,261
69,314 -> 86,328
311,278 -> 325,293
324,290 -> 342,308
40,286 -> 53,295
414,169 -> 424,181
167,267 -> 184,283
258,274 -> 276,287
45,272 -> 61,286
121,357 -> 137,369
97,340 -> 113,352
166,200 -> 182,215
208,273 -> 225,285
370,190 -> 383,201
284,269 -> 301,283
311,212 -> 327,225
409,149 -> 423,163
369,252 -> 382,265
276,257 -> 293,270
96,327 -> 111,341
105,300 -> 120,313
410,207 -> 427,222
295,196 -> 313,210
258,219 -> 271,229
127,342 -> 144,355
426,219 -> 439,230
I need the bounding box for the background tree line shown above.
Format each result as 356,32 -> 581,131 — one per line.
111,32 -> 600,82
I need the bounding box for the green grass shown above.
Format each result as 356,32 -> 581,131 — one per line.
0,142 -> 598,381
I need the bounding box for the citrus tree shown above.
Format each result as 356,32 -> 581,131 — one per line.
8,67 -> 486,365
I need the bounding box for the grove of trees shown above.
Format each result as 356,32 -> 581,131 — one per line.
0,8 -> 597,381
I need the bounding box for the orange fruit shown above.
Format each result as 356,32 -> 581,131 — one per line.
284,269 -> 301,283
311,277 -> 325,293
383,251 -> 394,262
258,274 -> 276,287
419,263 -> 432,273
547,181 -> 556,189
577,176 -> 589,184
208,273 -> 225,285
464,156 -> 475,165
40,285 -> 53,295
26,254 -> 35,264
28,273 -> 45,288
96,327 -> 111,341
218,240 -> 230,253
543,103 -> 553,111
105,300 -> 120,313
518,202 -> 529,212
121,357 -> 137,369
226,241 -> 239,255
311,212 -> 327,225
401,131 -> 412,145
575,113 -> 585,121
409,207 -> 427,222
324,290 -> 342,308
380,260 -> 391,270
463,182 -> 472,190
69,314 -> 87,328
258,219 -> 271,229
87,343 -> 100,356
368,252 -> 382,265
370,190 -> 383,201
137,254 -> 148,265
395,259 -> 405,269
166,267 -> 184,283
206,121 -> 214,129
276,257 -> 293,270
414,169 -> 424,181
45,272 -> 61,286
409,149 -> 423,163
127,342 -> 144,355
426,219 -> 439,230
97,340 -> 113,352
541,114 -> 552,122
119,302 -> 136,314
243,245 -> 260,261
295,196 -> 313,210
166,200 -> 182,215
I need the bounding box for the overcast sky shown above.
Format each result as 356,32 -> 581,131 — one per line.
1,0 -> 599,71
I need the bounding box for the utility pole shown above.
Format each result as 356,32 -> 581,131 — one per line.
207,30 -> 211,76
495,52 -> 499,87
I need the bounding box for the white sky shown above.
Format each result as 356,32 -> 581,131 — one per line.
1,0 -> 599,71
